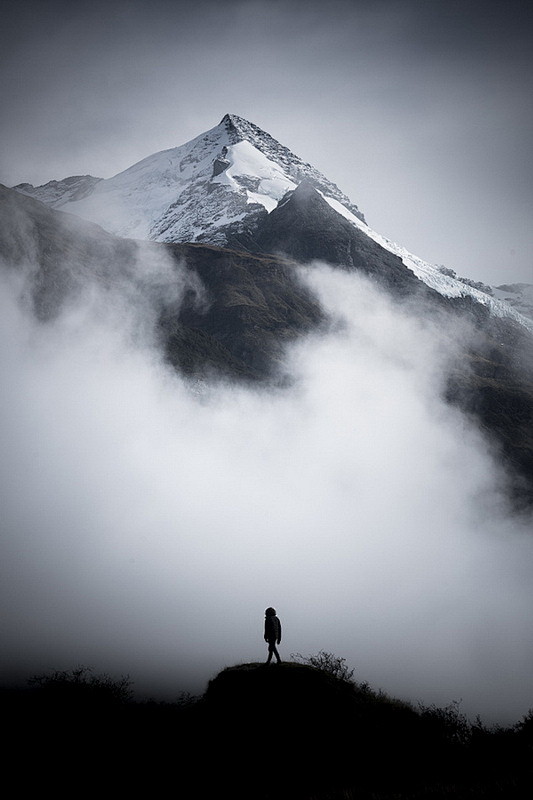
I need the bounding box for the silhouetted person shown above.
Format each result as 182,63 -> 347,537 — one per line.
264,607 -> 282,664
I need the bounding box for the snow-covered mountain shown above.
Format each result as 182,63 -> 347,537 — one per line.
14,174 -> 102,207
14,114 -> 364,242
492,283 -> 533,321
13,113 -> 532,333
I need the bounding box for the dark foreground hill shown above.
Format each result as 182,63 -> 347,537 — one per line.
4,660 -> 532,798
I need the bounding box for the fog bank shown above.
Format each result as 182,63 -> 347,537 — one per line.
1,260 -> 532,723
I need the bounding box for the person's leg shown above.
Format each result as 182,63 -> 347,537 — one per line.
266,640 -> 282,664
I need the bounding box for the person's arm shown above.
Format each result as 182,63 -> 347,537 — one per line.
277,619 -> 282,644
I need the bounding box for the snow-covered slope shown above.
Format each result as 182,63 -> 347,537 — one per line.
14,175 -> 102,207
492,284 -> 533,321
14,114 -> 364,244
313,190 -> 533,332
13,114 -> 532,332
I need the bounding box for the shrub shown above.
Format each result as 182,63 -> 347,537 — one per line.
29,665 -> 132,705
291,650 -> 355,683
417,699 -> 472,745
515,707 -> 533,740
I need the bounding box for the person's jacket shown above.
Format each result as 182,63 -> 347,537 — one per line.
264,615 -> 281,643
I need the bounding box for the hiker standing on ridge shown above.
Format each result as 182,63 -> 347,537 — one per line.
264,607 -> 282,664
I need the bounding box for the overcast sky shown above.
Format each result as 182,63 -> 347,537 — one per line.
1,0 -> 532,285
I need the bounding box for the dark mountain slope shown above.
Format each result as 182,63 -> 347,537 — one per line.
0,183 -> 138,318
234,181 -> 433,299
162,242 -> 322,380
0,184 -> 322,381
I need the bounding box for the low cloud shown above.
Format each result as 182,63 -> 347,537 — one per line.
1,257 -> 532,723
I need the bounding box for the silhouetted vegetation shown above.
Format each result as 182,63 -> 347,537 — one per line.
3,656 -> 532,797
291,649 -> 356,682
28,665 -> 133,704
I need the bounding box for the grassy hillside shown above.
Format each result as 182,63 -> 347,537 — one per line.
4,656 -> 532,798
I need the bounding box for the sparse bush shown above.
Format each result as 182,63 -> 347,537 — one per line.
29,665 -> 132,704
418,699 -> 472,745
515,707 -> 533,740
291,650 -> 355,683
175,690 -> 200,708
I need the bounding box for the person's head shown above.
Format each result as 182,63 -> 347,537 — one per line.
265,607 -> 276,617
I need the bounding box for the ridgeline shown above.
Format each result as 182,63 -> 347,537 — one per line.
4,656 -> 532,798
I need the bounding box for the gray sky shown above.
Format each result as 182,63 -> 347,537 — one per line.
1,0 -> 532,285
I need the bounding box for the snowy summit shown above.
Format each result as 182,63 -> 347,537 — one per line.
13,113 -> 532,332
14,113 -> 364,245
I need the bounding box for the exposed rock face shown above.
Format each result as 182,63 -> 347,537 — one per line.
211,157 -> 230,177
219,113 -> 366,222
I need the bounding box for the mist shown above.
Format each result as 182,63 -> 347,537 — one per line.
1,251 -> 532,724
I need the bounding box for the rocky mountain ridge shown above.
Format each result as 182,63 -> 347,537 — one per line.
12,115 -> 531,334
13,113 -> 364,244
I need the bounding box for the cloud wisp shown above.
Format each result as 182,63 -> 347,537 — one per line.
0,255 -> 532,723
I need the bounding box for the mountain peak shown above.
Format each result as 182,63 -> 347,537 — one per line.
220,112 -> 249,127
14,114 -> 366,243
219,112 -> 254,140
219,112 -> 286,150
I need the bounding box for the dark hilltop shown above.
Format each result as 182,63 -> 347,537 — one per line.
4,654 -> 532,798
